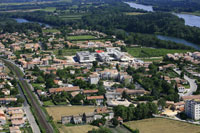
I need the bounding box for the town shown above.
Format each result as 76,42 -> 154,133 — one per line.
0,23 -> 200,133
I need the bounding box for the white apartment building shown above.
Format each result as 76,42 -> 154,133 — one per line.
185,100 -> 200,120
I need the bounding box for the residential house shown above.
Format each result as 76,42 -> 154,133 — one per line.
0,98 -> 17,104
9,126 -> 21,133
87,96 -> 104,106
83,90 -> 98,96
89,73 -> 99,84
49,86 -> 80,94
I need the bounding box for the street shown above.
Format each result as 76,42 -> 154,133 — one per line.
18,84 -> 41,133
173,69 -> 197,96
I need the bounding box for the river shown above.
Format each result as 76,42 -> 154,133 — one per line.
124,2 -> 153,12
125,2 -> 200,28
125,2 -> 200,50
157,35 -> 200,50
14,18 -> 51,28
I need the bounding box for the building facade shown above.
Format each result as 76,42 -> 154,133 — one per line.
185,100 -> 200,120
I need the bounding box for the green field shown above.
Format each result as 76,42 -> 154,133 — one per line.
53,48 -> 82,56
43,28 -> 60,33
59,14 -> 82,20
40,7 -> 56,12
127,47 -> 193,57
125,118 -> 200,133
68,35 -> 96,40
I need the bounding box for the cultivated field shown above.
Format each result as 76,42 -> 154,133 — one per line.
46,106 -> 97,121
59,125 -> 98,133
124,118 -> 200,133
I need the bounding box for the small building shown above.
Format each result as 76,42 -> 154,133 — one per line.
9,126 -> 21,133
89,74 -> 99,84
87,96 -> 104,106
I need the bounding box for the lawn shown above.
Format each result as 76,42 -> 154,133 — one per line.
58,125 -> 98,133
68,35 -> 96,40
127,47 -> 193,58
46,106 -> 97,121
43,100 -> 55,106
124,118 -> 200,133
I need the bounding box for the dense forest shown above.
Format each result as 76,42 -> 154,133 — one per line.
128,0 -> 200,12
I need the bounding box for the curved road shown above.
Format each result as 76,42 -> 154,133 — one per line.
173,69 -> 197,96
3,59 -> 54,133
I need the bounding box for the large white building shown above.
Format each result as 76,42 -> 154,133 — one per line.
185,99 -> 200,120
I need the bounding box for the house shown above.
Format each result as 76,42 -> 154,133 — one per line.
83,90 -> 98,96
61,116 -> 72,124
73,116 -> 82,124
117,116 -> 123,124
177,84 -> 185,93
181,95 -> 200,101
11,120 -> 25,127
89,73 -> 99,84
0,110 -> 6,126
99,69 -> 118,79
87,96 -> 104,106
10,114 -> 24,121
0,98 -> 17,104
49,86 -> 80,94
9,126 -> 21,133
95,107 -> 108,114
82,113 -> 94,124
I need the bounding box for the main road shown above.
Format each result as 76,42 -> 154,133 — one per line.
2,59 -> 54,133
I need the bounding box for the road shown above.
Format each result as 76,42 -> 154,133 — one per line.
2,59 -> 54,133
173,69 -> 197,96
18,84 -> 41,133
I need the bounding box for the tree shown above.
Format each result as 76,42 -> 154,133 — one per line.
180,71 -> 184,79
89,127 -> 112,133
111,118 -> 119,127
36,76 -> 45,83
58,49 -> 63,56
157,98 -> 166,109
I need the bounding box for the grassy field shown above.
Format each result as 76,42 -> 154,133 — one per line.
127,47 -> 194,57
68,35 -> 96,40
46,106 -> 97,121
53,48 -> 82,56
125,118 -> 200,133
42,28 -> 59,33
40,7 -> 56,12
58,125 -> 98,133
59,14 -> 82,20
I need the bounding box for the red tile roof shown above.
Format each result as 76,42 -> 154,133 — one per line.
83,90 -> 98,94
87,96 -> 104,100
49,86 -> 80,93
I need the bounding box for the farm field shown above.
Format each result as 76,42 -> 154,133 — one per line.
127,47 -> 194,57
46,106 -> 97,121
124,118 -> 200,133
58,125 -> 98,133
68,35 -> 96,40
